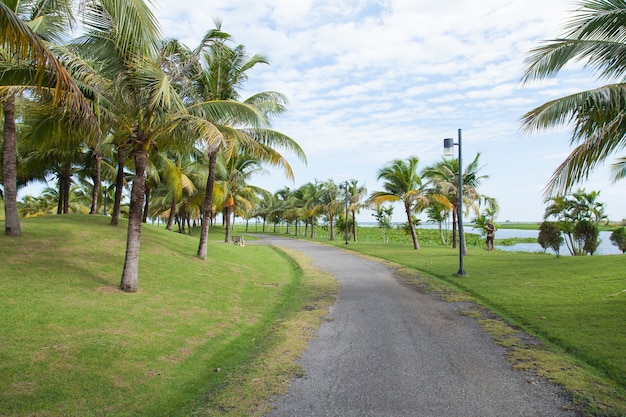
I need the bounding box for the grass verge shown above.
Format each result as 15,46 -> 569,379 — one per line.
0,215 -> 337,416
249,226 -> 626,416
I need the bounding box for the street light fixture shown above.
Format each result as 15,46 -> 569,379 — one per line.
443,128 -> 467,276
339,181 -> 349,245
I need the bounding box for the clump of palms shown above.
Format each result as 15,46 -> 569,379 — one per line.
543,188 -> 607,255
422,153 -> 489,252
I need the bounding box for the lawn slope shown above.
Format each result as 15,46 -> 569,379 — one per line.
0,215 -> 336,417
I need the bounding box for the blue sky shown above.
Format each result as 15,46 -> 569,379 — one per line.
19,0 -> 623,223
151,0 -> 625,223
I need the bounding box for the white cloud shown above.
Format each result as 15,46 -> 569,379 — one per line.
144,0 -> 626,222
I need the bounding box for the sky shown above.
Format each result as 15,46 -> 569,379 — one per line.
149,0 -> 625,223
21,0 -> 625,223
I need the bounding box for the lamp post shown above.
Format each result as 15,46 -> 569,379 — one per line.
339,181 -> 349,245
444,128 -> 466,276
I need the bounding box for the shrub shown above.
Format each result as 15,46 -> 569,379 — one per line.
538,221 -> 563,256
610,228 -> 626,254
573,220 -> 600,255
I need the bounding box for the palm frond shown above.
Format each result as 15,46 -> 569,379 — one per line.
0,2 -> 95,126
522,1 -> 626,82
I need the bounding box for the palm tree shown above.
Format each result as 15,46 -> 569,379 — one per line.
347,179 -> 367,242
425,202 -> 451,245
271,186 -> 293,233
187,28 -> 306,259
1,0 -> 96,236
217,148 -> 266,243
19,103 -> 92,214
72,0 -> 178,292
295,180 -> 323,238
369,156 -> 432,250
423,154 -> 486,251
521,0 -> 626,197
318,179 -> 344,241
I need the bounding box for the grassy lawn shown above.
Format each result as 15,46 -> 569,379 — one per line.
246,224 -> 626,415
0,215 -> 337,417
3,216 -> 626,416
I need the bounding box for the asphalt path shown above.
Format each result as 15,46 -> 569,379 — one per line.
255,235 -> 579,417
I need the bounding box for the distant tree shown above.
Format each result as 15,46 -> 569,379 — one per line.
610,228 -> 626,254
372,204 -> 393,243
538,221 -> 564,257
347,179 -> 367,242
544,189 -> 607,255
425,203 -> 450,245
319,180 -> 342,241
423,153 -> 487,253
369,156 -> 430,250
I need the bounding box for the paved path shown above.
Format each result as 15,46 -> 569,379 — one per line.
256,236 -> 579,417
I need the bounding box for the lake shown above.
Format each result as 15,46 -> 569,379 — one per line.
405,223 -> 622,256
493,228 -> 622,256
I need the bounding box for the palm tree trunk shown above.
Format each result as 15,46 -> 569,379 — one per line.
329,214 -> 335,240
186,212 -> 192,235
405,204 -> 419,250
120,149 -> 148,293
351,210 -> 357,242
2,95 -> 21,236
166,196 -> 176,231
61,162 -> 71,214
438,221 -> 446,245
224,206 -> 231,243
197,150 -> 217,259
57,180 -> 63,214
142,184 -> 150,223
111,146 -> 126,226
89,151 -> 101,215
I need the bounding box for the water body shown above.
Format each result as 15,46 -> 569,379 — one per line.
493,229 -> 622,256
402,223 -> 622,256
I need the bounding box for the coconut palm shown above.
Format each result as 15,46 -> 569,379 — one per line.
216,148 -> 266,243
423,154 -> 486,250
294,180 -> 324,238
369,156 -> 432,250
347,179 -> 367,242
425,202 -> 451,245
187,28 -> 306,259
1,0 -> 95,236
521,0 -> 626,196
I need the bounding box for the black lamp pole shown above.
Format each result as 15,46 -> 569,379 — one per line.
339,181 -> 349,245
444,128 -> 466,276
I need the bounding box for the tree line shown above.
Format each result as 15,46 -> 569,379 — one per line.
1,1 -> 304,292
5,0 -> 626,291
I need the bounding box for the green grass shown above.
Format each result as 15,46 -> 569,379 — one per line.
4,216 -> 626,415
247,224 -> 626,415
0,215 -> 337,417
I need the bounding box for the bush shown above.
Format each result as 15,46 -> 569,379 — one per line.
610,227 -> 626,254
538,221 -> 563,256
573,220 -> 600,255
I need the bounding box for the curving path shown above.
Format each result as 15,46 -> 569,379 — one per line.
255,235 -> 579,417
